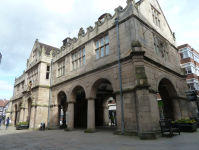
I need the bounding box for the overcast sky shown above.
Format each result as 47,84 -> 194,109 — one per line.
0,0 -> 198,100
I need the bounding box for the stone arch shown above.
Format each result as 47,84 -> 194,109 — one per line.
68,82 -> 88,102
156,74 -> 178,96
88,74 -> 117,98
57,91 -> 67,105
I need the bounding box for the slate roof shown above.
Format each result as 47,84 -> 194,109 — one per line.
39,42 -> 59,55
0,99 -> 9,107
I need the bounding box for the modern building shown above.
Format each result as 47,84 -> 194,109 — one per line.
178,44 -> 199,93
7,0 -> 197,139
0,99 -> 9,118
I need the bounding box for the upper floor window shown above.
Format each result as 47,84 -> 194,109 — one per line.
185,66 -> 195,74
153,36 -> 159,55
95,35 -> 109,59
151,7 -> 160,27
153,35 -> 169,61
72,48 -> 85,70
179,50 -> 193,59
46,66 -> 50,79
58,60 -> 65,77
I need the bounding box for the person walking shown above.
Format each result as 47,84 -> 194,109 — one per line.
0,117 -> 2,130
6,117 -> 9,130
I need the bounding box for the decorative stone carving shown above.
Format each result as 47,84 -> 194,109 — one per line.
131,40 -> 142,48
78,28 -> 85,36
135,66 -> 148,86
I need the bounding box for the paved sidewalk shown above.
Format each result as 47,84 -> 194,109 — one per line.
0,125 -> 199,150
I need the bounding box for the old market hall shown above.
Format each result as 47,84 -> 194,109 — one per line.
7,0 -> 197,139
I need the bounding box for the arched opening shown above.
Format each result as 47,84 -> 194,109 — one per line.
72,86 -> 87,128
158,78 -> 178,121
27,98 -> 32,123
14,104 -> 17,126
57,91 -> 67,129
91,79 -> 116,130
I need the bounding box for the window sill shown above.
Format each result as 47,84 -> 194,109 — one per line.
71,65 -> 86,71
95,54 -> 109,61
57,75 -> 65,78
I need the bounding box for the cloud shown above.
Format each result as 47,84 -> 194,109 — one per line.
0,80 -> 13,92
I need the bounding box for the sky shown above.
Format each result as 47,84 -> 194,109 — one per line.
0,0 -> 198,100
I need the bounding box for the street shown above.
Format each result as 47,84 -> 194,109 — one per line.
0,125 -> 199,150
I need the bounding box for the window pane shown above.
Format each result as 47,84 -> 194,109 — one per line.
63,67 -> 65,75
58,69 -> 60,76
83,48 -> 85,56
79,58 -> 81,67
47,66 -> 50,71
63,60 -> 65,66
186,67 -> 192,74
106,45 -> 109,55
101,38 -> 104,46
154,45 -> 156,53
105,35 -> 109,44
73,54 -> 75,61
79,50 -> 81,57
166,53 -> 169,61
83,57 -> 85,65
101,47 -> 104,57
153,15 -> 155,23
189,51 -> 193,58
157,46 -> 159,55
156,38 -> 158,44
96,41 -> 99,49
96,50 -> 99,59
184,51 -> 189,58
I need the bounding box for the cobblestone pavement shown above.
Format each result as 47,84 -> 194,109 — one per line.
0,125 -> 199,150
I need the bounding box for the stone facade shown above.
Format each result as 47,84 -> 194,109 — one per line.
7,0 -> 197,139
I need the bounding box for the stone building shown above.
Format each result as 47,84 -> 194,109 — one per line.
7,0 -> 197,139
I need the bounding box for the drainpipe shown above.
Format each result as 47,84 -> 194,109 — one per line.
47,59 -> 53,129
115,18 -> 124,134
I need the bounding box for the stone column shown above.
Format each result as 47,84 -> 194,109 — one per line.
29,106 -> 35,129
19,109 -> 24,122
103,107 -> 109,126
115,94 -> 122,130
172,98 -> 181,120
67,102 -> 74,130
63,111 -> 66,126
87,98 -> 95,131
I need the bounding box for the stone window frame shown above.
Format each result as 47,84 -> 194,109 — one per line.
72,48 -> 85,70
95,35 -> 109,59
153,35 -> 169,61
46,65 -> 50,79
151,6 -> 161,28
58,59 -> 65,77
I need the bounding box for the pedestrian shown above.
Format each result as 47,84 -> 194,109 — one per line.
0,117 -> 2,130
6,117 -> 9,130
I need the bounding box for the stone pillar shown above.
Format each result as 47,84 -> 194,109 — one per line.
29,106 -> 35,129
87,98 -> 95,131
19,109 -> 24,122
116,94 -> 122,130
67,102 -> 74,129
103,107 -> 109,126
172,98 -> 181,120
24,108 -> 29,122
63,111 -> 66,126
